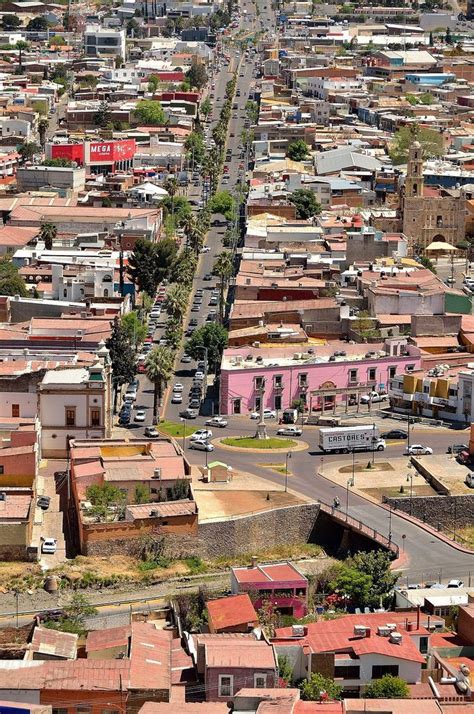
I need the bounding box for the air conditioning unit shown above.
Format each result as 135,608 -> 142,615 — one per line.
386,623 -> 397,631
377,626 -> 391,637
389,632 -> 402,644
354,625 -> 367,637
292,625 -> 305,637
151,468 -> 161,480
150,510 -> 159,517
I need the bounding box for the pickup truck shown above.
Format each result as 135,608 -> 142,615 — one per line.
360,391 -> 387,404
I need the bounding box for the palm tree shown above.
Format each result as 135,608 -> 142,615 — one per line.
163,176 -> 179,217
38,118 -> 49,147
40,222 -> 57,250
145,346 -> 174,422
213,251 -> 233,323
164,283 -> 188,320
16,40 -> 29,73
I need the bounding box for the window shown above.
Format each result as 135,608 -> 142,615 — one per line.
11,404 -> 19,418
368,368 -> 376,381
90,408 -> 101,427
233,399 -> 241,415
274,375 -> 283,388
218,674 -> 233,697
298,373 -> 308,387
53,709 -> 68,714
255,396 -> 261,411
335,665 -> 360,679
372,665 -> 399,679
419,636 -> 428,654
254,673 -> 267,688
389,366 -> 397,379
349,369 -> 358,384
76,708 -> 92,714
255,376 -> 264,389
65,407 -> 76,427
274,395 -> 282,410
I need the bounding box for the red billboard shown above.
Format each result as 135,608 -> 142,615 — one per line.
88,140 -> 136,163
50,143 -> 85,164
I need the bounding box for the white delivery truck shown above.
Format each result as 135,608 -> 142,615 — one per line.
319,425 -> 386,454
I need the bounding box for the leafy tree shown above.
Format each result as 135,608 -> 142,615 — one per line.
329,565 -> 373,608
155,237 -> 179,284
145,346 -> 174,421
208,190 -> 235,220
364,675 -> 409,699
0,258 -> 27,297
86,482 -> 127,520
93,101 -> 112,129
126,18 -> 141,37
185,322 -> 228,371
128,239 -> 158,296
80,74 -> 98,89
289,189 -> 321,219
106,316 -> 136,409
43,157 -> 74,168
419,255 -> 437,274
200,96 -> 212,119
163,195 -> 192,226
389,125 -> 443,165
185,130 -> 206,168
45,593 -> 97,635
121,311 -> 146,348
419,92 -> 434,105
18,141 -> 40,162
186,61 -> 208,89
245,99 -> 259,123
15,40 -> 29,72
38,118 -> 49,147
27,16 -> 49,31
350,551 -> 398,607
148,74 -> 160,94
134,99 -> 167,126
163,176 -> 179,217
48,35 -> 66,47
135,483 -> 150,504
165,284 -> 188,320
278,655 -> 293,685
40,222 -> 57,250
213,250 -> 233,322
286,139 -> 309,162
3,15 -> 22,30
300,672 -> 342,701
164,317 -> 182,349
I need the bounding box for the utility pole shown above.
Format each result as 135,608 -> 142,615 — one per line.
255,378 -> 267,439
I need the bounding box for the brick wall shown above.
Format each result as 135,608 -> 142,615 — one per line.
385,494 -> 474,532
457,605 -> 474,642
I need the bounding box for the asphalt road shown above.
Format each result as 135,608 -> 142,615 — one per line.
122,0 -> 474,582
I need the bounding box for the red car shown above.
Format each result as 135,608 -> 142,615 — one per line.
223,166 -> 229,173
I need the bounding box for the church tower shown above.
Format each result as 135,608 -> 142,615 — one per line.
404,140 -> 424,199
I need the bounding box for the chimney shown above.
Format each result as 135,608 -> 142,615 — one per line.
250,556 -> 258,568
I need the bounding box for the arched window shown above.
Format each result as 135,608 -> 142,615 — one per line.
103,288 -> 109,297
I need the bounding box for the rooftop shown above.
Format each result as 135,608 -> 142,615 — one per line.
232,561 -> 307,585
206,594 -> 258,632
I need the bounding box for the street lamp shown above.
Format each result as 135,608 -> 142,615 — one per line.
345,477 -> 354,519
388,503 -> 393,545
285,451 -> 292,492
180,417 -> 186,453
406,463 -> 417,515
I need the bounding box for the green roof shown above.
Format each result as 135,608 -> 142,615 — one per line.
207,461 -> 228,469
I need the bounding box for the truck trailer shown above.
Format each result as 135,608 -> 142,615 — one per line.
319,425 -> 386,453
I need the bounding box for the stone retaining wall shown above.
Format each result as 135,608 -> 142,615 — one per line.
385,494 -> 474,533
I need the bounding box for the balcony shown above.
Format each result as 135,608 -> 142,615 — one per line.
273,382 -> 285,392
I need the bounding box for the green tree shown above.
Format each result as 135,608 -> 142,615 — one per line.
18,141 -> 40,163
43,158 -> 74,168
146,346 -> 174,421
148,74 -> 160,94
3,15 -> 22,30
300,672 -> 342,701
213,250 -> 233,322
185,322 -> 228,371
419,92 -> 434,105
185,130 -> 206,168
286,139 -> 309,161
165,283 -> 188,320
49,35 -> 66,47
128,238 -> 158,296
106,316 -> 136,410
38,118 -> 49,147
126,18 -> 141,37
186,61 -> 208,89
45,593 -> 97,635
135,483 -> 150,504
86,482 -> 127,520
93,101 -> 112,128
245,99 -> 259,123
121,311 -> 146,349
278,655 -> 293,685
163,176 -> 179,217
155,238 -> 178,284
208,190 -> 235,220
419,255 -> 437,274
80,74 -> 98,89
329,565 -> 373,608
350,551 -> 398,607
364,675 -> 409,699
15,40 -> 29,72
200,96 -> 212,120
0,258 -> 28,297
27,16 -> 49,30
134,99 -> 167,126
39,222 -> 57,250
389,125 -> 443,165
289,188 -> 321,219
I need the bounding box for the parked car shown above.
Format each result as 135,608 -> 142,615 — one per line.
191,429 -> 212,441
250,408 -> 276,420
447,444 -> 468,454
173,383 -> 184,393
119,414 -> 131,425
404,444 -> 433,455
195,371 -> 205,380
203,273 -> 213,281
189,440 -> 214,452
277,426 -> 303,437
360,391 -> 387,404
41,537 -> 57,554
381,430 -> 408,440
134,409 -> 146,422
179,408 -> 199,419
189,398 -> 201,409
447,579 -> 464,588
205,416 -> 228,428
181,354 -> 192,363
144,426 -> 159,438
37,496 -> 51,510
171,393 -> 183,404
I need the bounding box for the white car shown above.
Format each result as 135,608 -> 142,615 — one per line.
190,440 -> 214,452
405,444 -> 433,456
250,408 -> 276,420
205,416 -> 228,428
171,393 -> 183,404
190,429 -> 213,441
124,391 -> 137,402
200,246 -> 211,253
181,354 -> 192,363
360,392 -> 387,404
134,409 -> 146,422
194,371 -> 205,380
277,426 -> 303,437
447,579 -> 464,588
173,383 -> 184,393
41,537 -> 57,554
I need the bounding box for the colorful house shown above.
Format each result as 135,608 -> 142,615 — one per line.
231,561 -> 308,619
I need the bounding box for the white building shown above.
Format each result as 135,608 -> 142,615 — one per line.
84,26 -> 126,60
39,347 -> 112,457
51,264 -> 116,301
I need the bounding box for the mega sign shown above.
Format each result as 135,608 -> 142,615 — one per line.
88,139 -> 136,163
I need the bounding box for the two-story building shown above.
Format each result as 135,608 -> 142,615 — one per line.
231,561 -> 308,619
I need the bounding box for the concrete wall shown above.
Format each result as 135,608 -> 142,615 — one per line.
411,314 -> 462,337
386,494 -> 474,532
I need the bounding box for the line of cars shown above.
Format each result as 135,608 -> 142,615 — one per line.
177,361 -> 208,418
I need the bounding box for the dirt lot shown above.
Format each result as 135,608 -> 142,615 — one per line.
195,489 -> 305,520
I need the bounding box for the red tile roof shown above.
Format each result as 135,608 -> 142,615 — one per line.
206,594 -> 258,632
86,625 -> 130,653
232,562 -> 307,585
204,639 -> 276,669
129,623 -> 173,691
30,626 -> 77,660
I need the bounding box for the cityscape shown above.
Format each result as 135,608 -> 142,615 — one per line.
0,0 -> 471,710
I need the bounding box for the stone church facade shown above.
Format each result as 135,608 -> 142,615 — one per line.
402,140 -> 465,249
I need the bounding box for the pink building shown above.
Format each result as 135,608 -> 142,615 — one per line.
231,561 -> 309,619
220,338 -> 421,416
